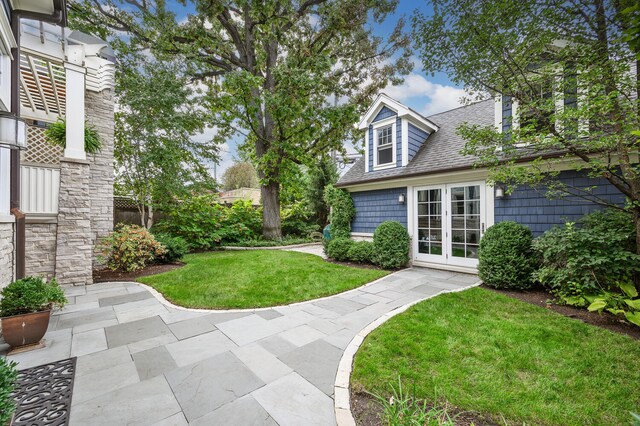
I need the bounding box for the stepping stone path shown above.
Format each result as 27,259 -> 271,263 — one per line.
1,267 -> 478,425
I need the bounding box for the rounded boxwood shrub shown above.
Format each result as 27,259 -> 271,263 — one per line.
326,237 -> 354,262
347,241 -> 375,264
0,276 -> 67,317
373,221 -> 410,269
153,233 -> 189,264
478,221 -> 536,290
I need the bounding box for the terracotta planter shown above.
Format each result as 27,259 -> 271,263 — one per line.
1,310 -> 51,348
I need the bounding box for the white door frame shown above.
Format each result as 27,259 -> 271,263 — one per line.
411,180 -> 492,269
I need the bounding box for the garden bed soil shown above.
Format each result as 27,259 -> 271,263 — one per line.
486,285 -> 640,340
93,263 -> 184,283
350,391 -> 496,426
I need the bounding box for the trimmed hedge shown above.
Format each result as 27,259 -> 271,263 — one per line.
373,221 -> 410,269
478,221 -> 536,290
348,241 -> 375,264
326,238 -> 353,262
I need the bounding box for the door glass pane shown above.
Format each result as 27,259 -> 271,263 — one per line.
451,216 -> 464,229
449,185 -> 482,259
451,187 -> 464,201
466,215 -> 480,230
451,201 -> 465,215
416,189 -> 442,256
452,230 -> 465,243
466,230 -> 480,244
466,201 -> 480,215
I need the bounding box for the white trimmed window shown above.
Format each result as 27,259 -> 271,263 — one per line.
377,125 -> 393,165
373,118 -> 396,169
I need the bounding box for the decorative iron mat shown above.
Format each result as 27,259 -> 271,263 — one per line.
12,357 -> 76,426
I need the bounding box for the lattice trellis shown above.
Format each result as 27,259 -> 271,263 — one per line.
21,125 -> 62,165
20,52 -> 66,118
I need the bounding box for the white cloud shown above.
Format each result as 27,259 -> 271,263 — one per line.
382,72 -> 467,116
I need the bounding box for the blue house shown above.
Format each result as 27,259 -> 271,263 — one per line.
336,94 -> 626,273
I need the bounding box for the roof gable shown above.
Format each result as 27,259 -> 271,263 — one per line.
358,93 -> 439,133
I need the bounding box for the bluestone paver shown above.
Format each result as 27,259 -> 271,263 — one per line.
2,267 -> 477,425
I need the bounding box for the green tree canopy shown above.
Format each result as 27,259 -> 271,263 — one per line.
222,162 -> 259,190
70,0 -> 412,239
413,0 -> 640,251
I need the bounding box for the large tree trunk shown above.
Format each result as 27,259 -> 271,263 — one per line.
261,181 -> 282,239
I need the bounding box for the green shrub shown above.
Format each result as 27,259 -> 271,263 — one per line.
153,233 -> 189,263
282,202 -> 319,237
0,276 -> 67,317
327,237 -> 354,262
373,221 -> 410,269
99,224 -> 166,272
158,195 -> 228,249
0,357 -> 17,425
45,118 -> 102,154
534,209 -> 640,301
224,200 -> 263,237
324,185 -> 355,239
347,240 -> 375,264
478,221 -> 537,290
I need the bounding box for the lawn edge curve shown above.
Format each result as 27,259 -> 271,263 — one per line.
333,280 -> 482,426
130,269 -> 403,313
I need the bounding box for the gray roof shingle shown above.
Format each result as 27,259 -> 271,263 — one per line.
337,99 -> 494,187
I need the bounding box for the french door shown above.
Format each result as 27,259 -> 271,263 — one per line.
414,182 -> 486,268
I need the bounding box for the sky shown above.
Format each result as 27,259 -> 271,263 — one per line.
170,1 -> 467,178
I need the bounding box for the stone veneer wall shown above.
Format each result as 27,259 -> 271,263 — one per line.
0,222 -> 14,288
54,159 -> 93,286
86,89 -> 115,267
25,223 -> 57,279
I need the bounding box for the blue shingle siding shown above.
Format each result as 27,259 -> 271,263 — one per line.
502,95 -> 512,134
495,170 -> 626,235
373,106 -> 397,122
396,117 -> 402,167
350,187 -> 407,233
407,123 -> 428,161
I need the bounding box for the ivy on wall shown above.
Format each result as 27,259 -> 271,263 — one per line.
324,184 -> 355,239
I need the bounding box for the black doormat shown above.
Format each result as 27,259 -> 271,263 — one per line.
12,358 -> 76,426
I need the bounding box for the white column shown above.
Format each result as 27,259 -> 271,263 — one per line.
64,55 -> 86,160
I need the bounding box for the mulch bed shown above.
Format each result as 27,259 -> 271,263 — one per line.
93,262 -> 184,283
487,285 -> 640,340
351,392 -> 497,426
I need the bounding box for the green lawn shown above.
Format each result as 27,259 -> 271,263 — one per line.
138,250 -> 387,309
351,287 -> 640,426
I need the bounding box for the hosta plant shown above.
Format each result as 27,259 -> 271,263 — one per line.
587,282 -> 640,328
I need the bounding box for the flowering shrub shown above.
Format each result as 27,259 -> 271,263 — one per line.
100,224 -> 166,272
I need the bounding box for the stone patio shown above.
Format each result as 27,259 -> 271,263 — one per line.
1,268 -> 478,425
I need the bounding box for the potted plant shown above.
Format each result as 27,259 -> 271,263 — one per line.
0,277 -> 66,349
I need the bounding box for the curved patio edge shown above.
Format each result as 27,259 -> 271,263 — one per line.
333,280 -> 482,426
128,268 -> 405,314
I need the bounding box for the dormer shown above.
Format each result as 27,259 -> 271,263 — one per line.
359,94 -> 439,172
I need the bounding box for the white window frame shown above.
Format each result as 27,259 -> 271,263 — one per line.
372,117 -> 396,170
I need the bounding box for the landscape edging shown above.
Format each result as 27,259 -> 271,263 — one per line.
333,280 -> 482,426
